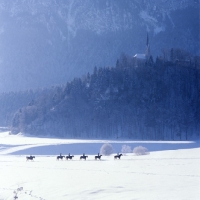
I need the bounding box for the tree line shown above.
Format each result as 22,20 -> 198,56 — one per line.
0,89 -> 46,127
9,49 -> 200,140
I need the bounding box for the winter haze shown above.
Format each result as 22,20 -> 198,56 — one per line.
0,0 -> 199,92
0,2 -> 200,199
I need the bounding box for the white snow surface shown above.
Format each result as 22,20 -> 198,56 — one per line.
0,131 -> 199,200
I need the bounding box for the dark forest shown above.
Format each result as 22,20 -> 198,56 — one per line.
7,49 -> 200,140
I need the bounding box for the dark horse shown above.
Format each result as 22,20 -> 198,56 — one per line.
26,155 -> 35,161
80,153 -> 88,160
95,153 -> 102,160
66,153 -> 74,160
57,154 -> 65,160
114,153 -> 123,159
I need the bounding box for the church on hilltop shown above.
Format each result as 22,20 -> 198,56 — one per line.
133,33 -> 151,66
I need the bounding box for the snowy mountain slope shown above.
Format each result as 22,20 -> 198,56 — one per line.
0,0 -> 199,92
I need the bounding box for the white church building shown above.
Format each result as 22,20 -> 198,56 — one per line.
133,33 -> 151,66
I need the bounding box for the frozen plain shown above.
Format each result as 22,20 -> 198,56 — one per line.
0,132 -> 199,200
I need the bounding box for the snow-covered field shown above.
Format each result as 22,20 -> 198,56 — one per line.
0,132 -> 199,200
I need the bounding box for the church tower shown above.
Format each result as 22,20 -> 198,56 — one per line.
133,33 -> 152,66
145,33 -> 151,60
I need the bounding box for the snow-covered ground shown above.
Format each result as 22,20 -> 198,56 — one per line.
0,132 -> 199,200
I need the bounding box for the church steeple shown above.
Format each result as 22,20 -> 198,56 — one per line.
133,33 -> 152,66
145,33 -> 150,59
146,32 -> 149,46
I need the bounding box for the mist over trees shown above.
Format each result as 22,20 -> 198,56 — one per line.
9,49 -> 200,140
0,89 -> 46,127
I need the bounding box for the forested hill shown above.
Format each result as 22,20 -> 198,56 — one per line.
0,89 -> 46,127
11,53 -> 200,140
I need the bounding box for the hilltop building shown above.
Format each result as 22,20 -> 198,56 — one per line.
133,33 -> 151,66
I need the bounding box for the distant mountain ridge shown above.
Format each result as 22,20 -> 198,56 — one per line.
0,0 -> 199,92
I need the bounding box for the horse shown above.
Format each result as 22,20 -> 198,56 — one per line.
26,156 -> 35,161
114,153 -> 123,159
56,155 -> 65,160
66,154 -> 74,160
95,154 -> 102,160
80,154 -> 88,160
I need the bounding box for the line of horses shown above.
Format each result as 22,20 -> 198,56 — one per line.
26,153 -> 123,161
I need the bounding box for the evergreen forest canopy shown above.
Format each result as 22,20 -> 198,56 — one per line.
9,48 -> 200,140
